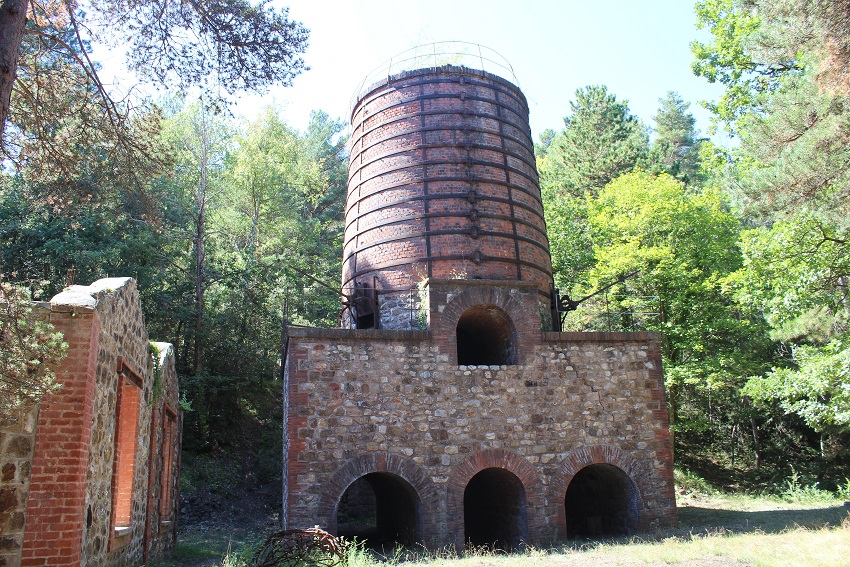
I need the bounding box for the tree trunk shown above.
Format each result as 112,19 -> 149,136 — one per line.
667,381 -> 677,458
193,208 -> 204,375
191,109 -> 210,375
750,416 -> 761,470
0,0 -> 27,141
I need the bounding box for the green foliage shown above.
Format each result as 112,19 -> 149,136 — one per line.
674,468 -> 719,499
539,85 -> 648,198
648,91 -> 704,184
0,278 -> 67,414
693,0 -> 850,476
744,340 -> 850,435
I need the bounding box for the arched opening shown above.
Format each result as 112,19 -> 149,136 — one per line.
336,472 -> 421,548
564,464 -> 639,538
456,304 -> 517,365
464,468 -> 527,550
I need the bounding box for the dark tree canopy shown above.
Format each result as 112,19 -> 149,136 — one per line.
0,0 -> 309,147
90,0 -> 309,95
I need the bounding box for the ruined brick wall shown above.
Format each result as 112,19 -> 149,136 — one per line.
285,281 -> 676,548
145,343 -> 181,558
14,278 -> 180,567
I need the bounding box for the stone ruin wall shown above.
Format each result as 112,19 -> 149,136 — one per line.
76,277 -> 154,565
285,326 -> 676,547
0,406 -> 39,567
145,343 -> 181,558
0,278 -> 180,567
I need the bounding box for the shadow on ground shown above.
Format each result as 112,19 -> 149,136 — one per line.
677,503 -> 849,534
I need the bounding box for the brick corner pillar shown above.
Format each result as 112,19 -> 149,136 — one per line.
22,289 -> 101,567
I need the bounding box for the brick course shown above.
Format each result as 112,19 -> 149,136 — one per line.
285,279 -> 677,547
287,65 -> 676,548
343,67 -> 554,331
0,278 -> 181,567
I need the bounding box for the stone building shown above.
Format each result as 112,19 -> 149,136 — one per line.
283,64 -> 676,549
0,277 -> 181,567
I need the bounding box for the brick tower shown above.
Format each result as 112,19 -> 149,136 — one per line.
284,54 -> 676,549
342,65 -> 554,332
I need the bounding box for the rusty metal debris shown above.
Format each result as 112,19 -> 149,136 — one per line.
250,527 -> 347,567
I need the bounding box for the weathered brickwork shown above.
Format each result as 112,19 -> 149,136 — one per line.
287,65 -> 676,548
343,67 -> 555,330
285,280 -> 677,547
0,278 -> 181,567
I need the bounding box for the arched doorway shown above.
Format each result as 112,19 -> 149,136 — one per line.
336,472 -> 421,548
464,467 -> 528,549
456,304 -> 517,365
564,464 -> 639,538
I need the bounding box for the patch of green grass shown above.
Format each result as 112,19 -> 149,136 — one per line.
153,492 -> 850,567
150,527 -> 268,567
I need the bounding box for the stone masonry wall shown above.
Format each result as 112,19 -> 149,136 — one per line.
17,278 -> 180,567
145,343 -> 181,558
0,405 -> 39,567
285,286 -> 676,548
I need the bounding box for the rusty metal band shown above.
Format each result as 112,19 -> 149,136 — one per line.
347,161 -> 541,216
344,209 -> 548,246
353,87 -> 528,123
348,136 -> 538,189
351,98 -> 531,155
343,227 -> 551,265
346,169 -> 542,222
343,190 -> 545,235
340,282 -> 555,302
342,254 -> 551,290
353,74 -> 530,123
350,111 -> 533,171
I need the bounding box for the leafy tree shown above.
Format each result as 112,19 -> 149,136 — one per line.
694,0 -> 850,473
727,213 -> 849,454
649,91 -> 704,184
693,0 -> 850,223
572,170 -> 776,463
744,340 -> 850,454
539,85 -> 648,198
0,0 -> 309,142
539,86 -> 648,298
0,278 -> 66,415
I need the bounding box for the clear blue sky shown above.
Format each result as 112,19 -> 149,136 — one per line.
232,0 -> 726,142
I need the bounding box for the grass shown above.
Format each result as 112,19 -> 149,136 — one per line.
155,472 -> 850,567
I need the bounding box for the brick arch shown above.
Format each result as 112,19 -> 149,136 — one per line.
446,449 -> 544,548
431,284 -> 540,365
551,445 -> 649,538
317,453 -> 437,537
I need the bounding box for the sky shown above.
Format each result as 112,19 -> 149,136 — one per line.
240,0 -> 726,142
99,1 -> 726,142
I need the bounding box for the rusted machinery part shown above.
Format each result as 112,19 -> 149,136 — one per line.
250,527 -> 347,567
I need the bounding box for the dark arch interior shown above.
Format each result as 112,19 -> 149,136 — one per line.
564,464 -> 639,538
464,467 -> 528,550
456,304 -> 517,365
336,472 -> 421,548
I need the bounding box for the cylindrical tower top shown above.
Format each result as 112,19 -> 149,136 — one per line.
343,62 -> 554,330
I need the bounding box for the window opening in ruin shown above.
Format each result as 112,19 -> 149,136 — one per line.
353,277 -> 379,329
336,472 -> 421,549
110,360 -> 143,542
159,406 -> 178,522
456,304 -> 517,365
463,467 -> 528,550
564,464 -> 639,538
